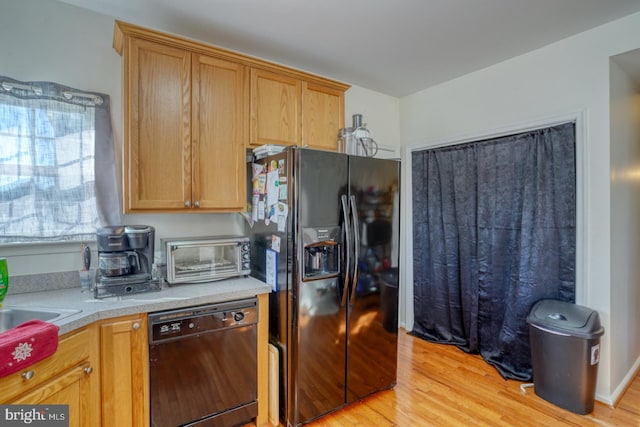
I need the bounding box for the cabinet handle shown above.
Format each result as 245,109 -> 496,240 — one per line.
22,370 -> 35,381
84,367 -> 93,375
194,200 -> 200,208
132,322 -> 140,330
185,200 -> 191,208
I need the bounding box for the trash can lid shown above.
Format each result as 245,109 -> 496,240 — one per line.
380,268 -> 398,288
526,299 -> 604,339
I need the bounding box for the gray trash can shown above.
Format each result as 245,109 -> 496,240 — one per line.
526,299 -> 604,414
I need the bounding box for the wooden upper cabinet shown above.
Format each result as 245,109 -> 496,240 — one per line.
250,70 -> 347,150
302,82 -> 345,150
192,55 -> 247,210
250,68 -> 301,147
114,20 -> 349,213
125,37 -> 191,211
116,24 -> 247,213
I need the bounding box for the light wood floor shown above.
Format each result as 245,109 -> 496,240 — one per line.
300,329 -> 640,427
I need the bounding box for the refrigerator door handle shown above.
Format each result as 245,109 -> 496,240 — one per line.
349,195 -> 360,306
340,195 -> 351,307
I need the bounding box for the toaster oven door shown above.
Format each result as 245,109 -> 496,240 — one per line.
167,241 -> 244,284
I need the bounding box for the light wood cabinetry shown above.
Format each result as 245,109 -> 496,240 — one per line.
124,37 -> 191,211
0,326 -> 100,427
192,54 -> 247,210
117,32 -> 247,213
249,69 -> 346,150
256,292 -> 269,427
114,21 -> 348,213
302,82 -> 345,150
99,314 -> 149,427
250,68 -> 302,147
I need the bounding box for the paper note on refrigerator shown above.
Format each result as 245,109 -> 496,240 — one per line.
271,235 -> 281,252
266,170 -> 279,207
251,195 -> 260,222
266,249 -> 277,291
276,202 -> 288,232
254,173 -> 266,195
279,183 -> 288,200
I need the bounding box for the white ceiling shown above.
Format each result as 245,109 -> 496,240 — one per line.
58,0 -> 640,97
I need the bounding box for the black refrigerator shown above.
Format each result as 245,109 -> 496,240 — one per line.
248,147 -> 400,427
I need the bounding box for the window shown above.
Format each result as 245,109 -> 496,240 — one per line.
0,77 -> 119,244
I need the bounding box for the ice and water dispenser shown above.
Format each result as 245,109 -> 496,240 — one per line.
302,226 -> 340,280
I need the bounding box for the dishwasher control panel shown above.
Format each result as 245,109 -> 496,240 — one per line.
148,298 -> 257,343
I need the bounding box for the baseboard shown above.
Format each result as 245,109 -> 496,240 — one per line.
605,354 -> 640,406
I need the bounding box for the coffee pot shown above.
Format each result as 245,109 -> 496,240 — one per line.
96,225 -> 148,276
95,225 -> 157,297
98,251 -> 140,277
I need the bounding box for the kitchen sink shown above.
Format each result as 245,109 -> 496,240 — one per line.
0,306 -> 81,333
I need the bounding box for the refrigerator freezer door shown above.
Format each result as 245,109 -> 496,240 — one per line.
291,149 -> 349,425
295,277 -> 346,423
298,149 -> 348,227
346,155 -> 400,403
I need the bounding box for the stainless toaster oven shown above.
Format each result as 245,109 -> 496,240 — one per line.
161,236 -> 251,285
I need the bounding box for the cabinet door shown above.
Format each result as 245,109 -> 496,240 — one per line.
250,68 -> 301,147
192,55 -> 247,210
100,315 -> 149,427
302,82 -> 344,150
125,37 -> 191,211
13,363 -> 94,427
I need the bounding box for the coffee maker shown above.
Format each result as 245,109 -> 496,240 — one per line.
95,225 -> 160,298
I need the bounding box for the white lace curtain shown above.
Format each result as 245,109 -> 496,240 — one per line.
0,76 -> 120,243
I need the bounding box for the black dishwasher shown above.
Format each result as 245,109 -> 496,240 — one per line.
148,298 -> 258,427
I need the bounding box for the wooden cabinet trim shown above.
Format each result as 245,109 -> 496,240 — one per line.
114,20 -> 350,92
256,293 -> 269,426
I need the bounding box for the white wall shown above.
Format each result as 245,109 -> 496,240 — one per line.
609,53 -> 640,399
400,10 -> 640,402
345,85 -> 401,158
0,0 -> 247,275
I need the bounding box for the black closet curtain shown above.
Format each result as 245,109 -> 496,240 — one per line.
411,123 -> 576,380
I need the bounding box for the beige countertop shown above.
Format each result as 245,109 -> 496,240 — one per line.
4,276 -> 272,335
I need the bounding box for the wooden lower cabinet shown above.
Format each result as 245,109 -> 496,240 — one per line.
0,326 -> 100,427
256,292 -> 269,427
12,363 -> 95,427
100,314 -> 149,427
